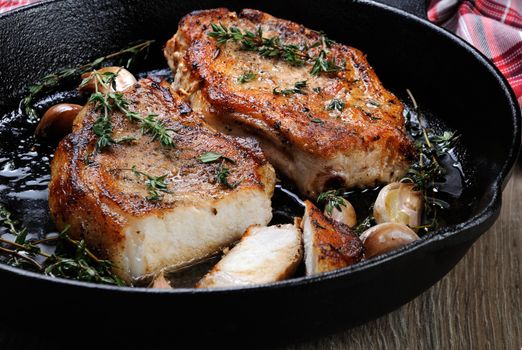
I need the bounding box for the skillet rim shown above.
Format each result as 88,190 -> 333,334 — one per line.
0,0 -> 519,294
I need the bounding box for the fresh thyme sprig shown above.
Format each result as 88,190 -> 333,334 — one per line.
44,227 -> 125,285
273,80 -> 308,96
87,70 -> 175,153
310,50 -> 342,76
326,98 -> 345,112
131,166 -> 171,201
0,204 -> 125,285
126,112 -> 175,148
0,205 -> 28,244
208,23 -> 341,76
405,89 -> 459,193
209,24 -> 308,66
22,40 -> 154,121
198,152 -> 239,188
404,89 -> 460,232
216,160 -> 240,189
317,190 -> 347,216
199,151 -> 236,164
237,71 -> 257,84
354,211 -> 375,235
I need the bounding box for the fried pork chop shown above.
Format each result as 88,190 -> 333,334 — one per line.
165,8 -> 416,198
197,222 -> 303,288
49,79 -> 275,282
302,201 -> 363,275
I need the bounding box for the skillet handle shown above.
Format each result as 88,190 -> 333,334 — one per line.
372,0 -> 428,19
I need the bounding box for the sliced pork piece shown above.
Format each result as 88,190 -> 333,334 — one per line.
49,79 -> 275,283
302,201 -> 363,275
196,223 -> 303,288
165,8 -> 416,198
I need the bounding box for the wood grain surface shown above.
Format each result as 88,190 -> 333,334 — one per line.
283,161 -> 522,350
1,165 -> 520,350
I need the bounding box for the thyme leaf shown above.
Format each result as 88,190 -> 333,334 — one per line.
354,211 -> 375,235
327,98 -> 345,112
199,152 -> 236,164
310,50 -> 342,76
404,90 -> 461,233
208,23 -> 340,76
0,204 -> 124,285
317,190 -> 346,215
131,166 -> 170,201
22,40 -> 154,121
237,71 -> 257,84
216,161 -> 240,189
88,71 -> 175,153
273,80 -> 307,96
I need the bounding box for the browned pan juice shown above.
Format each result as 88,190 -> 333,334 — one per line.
0,68 -> 474,286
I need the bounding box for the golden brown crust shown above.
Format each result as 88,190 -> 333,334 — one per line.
48,79 -> 275,264
304,201 -> 363,272
165,8 -> 416,160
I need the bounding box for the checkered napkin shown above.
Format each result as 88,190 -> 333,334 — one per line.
429,0 -> 522,107
0,0 -> 34,13
1,0 -> 521,107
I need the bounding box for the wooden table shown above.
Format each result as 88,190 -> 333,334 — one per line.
283,162 -> 522,349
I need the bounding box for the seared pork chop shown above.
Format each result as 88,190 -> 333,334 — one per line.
49,78 -> 275,282
197,222 -> 303,288
302,201 -> 363,275
165,8 -> 415,198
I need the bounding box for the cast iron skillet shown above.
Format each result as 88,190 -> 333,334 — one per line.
0,0 -> 520,345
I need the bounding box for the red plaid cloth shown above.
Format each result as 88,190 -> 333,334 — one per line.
1,0 -> 521,106
429,0 -> 522,107
0,0 -> 34,13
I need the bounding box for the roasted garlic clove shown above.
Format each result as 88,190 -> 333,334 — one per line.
324,199 -> 357,228
79,66 -> 137,94
35,103 -> 83,139
373,182 -> 424,229
360,223 -> 419,259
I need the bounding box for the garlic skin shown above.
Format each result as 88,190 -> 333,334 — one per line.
79,66 -> 137,94
35,103 -> 83,139
373,182 -> 424,229
324,199 -> 357,228
360,223 -> 419,259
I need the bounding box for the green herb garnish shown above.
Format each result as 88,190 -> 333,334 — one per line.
87,71 -> 175,153
273,80 -> 307,96
237,71 -> 257,84
0,204 -> 124,285
199,152 -> 236,164
208,23 -> 341,77
310,50 -> 342,76
22,40 -> 154,121
208,24 -> 308,66
131,166 -> 170,201
354,211 -> 375,235
216,161 -> 240,189
327,98 -> 345,112
317,190 -> 346,215
403,89 -> 460,232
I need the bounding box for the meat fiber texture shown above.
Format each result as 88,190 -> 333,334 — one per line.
197,222 -> 303,288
